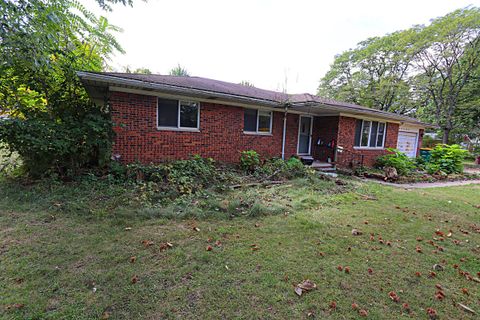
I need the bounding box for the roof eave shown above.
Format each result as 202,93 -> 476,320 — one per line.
77,71 -> 283,108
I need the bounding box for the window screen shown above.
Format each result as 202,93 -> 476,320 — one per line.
158,98 -> 178,127
179,101 -> 198,128
244,109 -> 257,132
258,111 -> 272,133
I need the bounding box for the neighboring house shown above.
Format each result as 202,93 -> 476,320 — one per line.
78,72 -> 431,168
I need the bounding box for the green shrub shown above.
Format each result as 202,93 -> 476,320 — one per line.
256,157 -> 310,179
125,155 -> 222,197
375,148 -> 416,176
426,144 -> 468,174
240,150 -> 260,172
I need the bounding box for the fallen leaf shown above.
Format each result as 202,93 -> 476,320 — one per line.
329,301 -> 337,310
344,266 -> 350,274
388,291 -> 400,303
294,286 -> 303,296
426,307 -> 437,319
141,240 -> 154,247
402,303 -> 410,311
352,303 -> 359,310
462,288 -> 468,295
359,309 -> 368,317
131,275 -> 138,284
298,279 -> 317,291
415,271 -> 422,277
206,245 -> 213,251
130,256 -> 136,263
337,265 -> 343,271
368,268 -> 373,274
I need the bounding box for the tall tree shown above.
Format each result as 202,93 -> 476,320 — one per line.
319,7 -> 480,143
412,8 -> 480,143
319,30 -> 417,114
169,64 -> 190,76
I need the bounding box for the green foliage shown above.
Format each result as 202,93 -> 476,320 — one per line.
169,64 -> 190,76
375,148 -> 416,175
0,0 -> 125,177
426,144 -> 469,174
239,150 -> 260,172
257,157 -> 311,179
125,155 -> 223,197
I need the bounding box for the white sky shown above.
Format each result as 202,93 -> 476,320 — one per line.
82,0 -> 478,93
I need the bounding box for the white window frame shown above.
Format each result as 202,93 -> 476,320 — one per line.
243,109 -> 273,135
157,98 -> 200,132
355,120 -> 386,149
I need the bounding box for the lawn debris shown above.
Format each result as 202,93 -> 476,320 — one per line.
329,301 -> 337,310
250,244 -> 259,251
457,303 -> 476,314
433,264 -> 444,271
131,275 -> 139,284
192,227 -> 200,232
206,245 -> 213,251
351,229 -> 362,236
426,307 -> 438,319
130,256 -> 136,263
294,279 -> 317,296
388,291 -> 400,302
159,242 -> 173,251
101,306 -> 113,319
5,303 -> 24,311
124,227 -> 132,231
352,303 -> 359,310
141,240 -> 154,247
358,309 -> 368,317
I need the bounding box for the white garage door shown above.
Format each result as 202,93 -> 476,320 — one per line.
397,131 -> 418,158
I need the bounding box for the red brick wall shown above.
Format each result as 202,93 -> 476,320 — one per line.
312,116 -> 339,162
110,91 -> 299,163
336,116 -> 399,168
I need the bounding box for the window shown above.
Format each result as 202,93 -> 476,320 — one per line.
157,98 -> 199,130
354,120 -> 386,148
244,108 -> 272,134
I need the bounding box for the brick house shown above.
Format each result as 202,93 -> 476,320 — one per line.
78,72 -> 429,169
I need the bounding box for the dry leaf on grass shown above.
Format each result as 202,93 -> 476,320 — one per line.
294,279 -> 317,296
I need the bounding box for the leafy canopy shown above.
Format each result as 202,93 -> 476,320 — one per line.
0,0 -> 127,177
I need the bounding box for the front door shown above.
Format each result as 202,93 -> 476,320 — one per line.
298,116 -> 312,155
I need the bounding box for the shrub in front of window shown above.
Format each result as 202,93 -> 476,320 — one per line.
426,144 -> 468,174
240,150 -> 260,173
375,148 -> 415,176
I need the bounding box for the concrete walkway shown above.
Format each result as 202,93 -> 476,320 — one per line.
359,178 -> 480,189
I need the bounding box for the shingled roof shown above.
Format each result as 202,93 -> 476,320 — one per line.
77,71 -> 430,127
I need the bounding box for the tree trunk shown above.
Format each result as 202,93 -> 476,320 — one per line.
442,129 -> 450,144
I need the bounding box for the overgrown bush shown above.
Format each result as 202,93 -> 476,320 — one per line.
257,157 -> 311,179
375,148 -> 416,175
426,144 -> 468,174
124,155 -> 229,197
240,150 -> 260,172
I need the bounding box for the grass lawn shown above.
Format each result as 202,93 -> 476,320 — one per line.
1,178 -> 479,319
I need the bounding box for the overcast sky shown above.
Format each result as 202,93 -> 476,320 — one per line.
82,0 -> 478,93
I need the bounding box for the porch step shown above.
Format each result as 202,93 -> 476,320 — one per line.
309,161 -> 336,172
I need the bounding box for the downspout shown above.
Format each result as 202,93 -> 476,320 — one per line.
281,104 -> 289,160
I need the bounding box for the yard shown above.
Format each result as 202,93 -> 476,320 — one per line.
1,178 -> 479,319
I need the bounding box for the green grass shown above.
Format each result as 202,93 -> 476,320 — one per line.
0,178 -> 479,319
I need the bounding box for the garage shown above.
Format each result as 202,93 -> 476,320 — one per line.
397,131 -> 418,158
